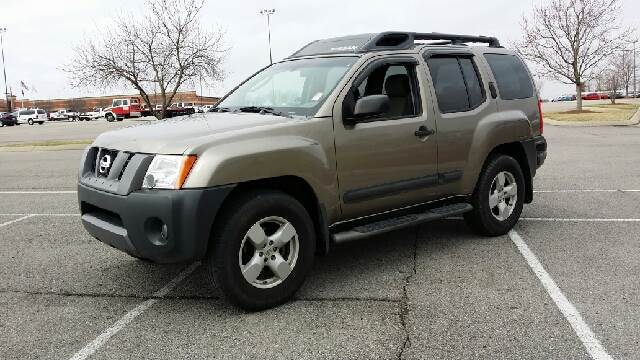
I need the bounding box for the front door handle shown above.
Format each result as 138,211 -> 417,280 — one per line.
414,126 -> 435,137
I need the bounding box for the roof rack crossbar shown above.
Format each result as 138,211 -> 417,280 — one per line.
412,32 -> 501,47
361,32 -> 501,52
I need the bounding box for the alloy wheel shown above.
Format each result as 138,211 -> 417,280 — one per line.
489,171 -> 518,221
238,216 -> 299,289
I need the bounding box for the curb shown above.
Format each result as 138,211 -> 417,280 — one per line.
0,143 -> 89,152
545,106 -> 640,127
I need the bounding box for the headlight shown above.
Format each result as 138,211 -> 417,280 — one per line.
142,155 -> 197,189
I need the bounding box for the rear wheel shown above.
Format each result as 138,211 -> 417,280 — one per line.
464,154 -> 525,236
0,122 -> 4,127
206,190 -> 316,311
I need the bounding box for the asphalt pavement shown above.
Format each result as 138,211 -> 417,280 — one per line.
1,122 -> 639,359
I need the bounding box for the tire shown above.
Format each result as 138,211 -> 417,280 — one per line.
464,154 -> 525,236
206,190 -> 316,311
105,113 -> 115,122
0,122 -> 4,127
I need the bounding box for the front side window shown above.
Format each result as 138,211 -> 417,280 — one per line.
218,56 -> 358,117
37,109 -> 45,114
427,55 -> 485,113
122,100 -> 129,106
349,63 -> 420,119
484,53 -> 533,100
113,100 -> 122,107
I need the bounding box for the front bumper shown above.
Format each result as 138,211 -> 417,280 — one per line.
78,183 -> 234,263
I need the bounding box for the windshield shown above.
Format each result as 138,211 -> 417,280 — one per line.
217,56 -> 358,117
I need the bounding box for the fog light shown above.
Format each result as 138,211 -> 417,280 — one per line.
145,217 -> 168,246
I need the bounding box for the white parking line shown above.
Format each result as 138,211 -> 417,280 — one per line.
521,217 -> 640,222
0,214 -> 35,228
509,230 -> 612,360
534,189 -> 640,193
0,213 -> 79,217
68,262 -> 200,360
0,191 -> 77,194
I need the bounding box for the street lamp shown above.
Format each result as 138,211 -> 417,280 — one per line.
0,27 -> 9,112
259,9 -> 275,65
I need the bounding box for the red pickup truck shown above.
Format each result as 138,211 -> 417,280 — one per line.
104,97 -> 195,122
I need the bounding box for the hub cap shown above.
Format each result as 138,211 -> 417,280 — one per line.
238,216 -> 299,289
489,171 -> 517,221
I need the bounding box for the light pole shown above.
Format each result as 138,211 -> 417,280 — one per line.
0,27 -> 9,112
259,9 -> 275,65
633,41 -> 637,98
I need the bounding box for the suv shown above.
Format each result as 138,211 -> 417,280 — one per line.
78,32 -> 547,310
17,109 -> 47,125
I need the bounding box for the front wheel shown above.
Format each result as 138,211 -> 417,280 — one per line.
464,154 -> 525,236
105,113 -> 115,122
206,190 -> 316,311
28,119 -> 34,125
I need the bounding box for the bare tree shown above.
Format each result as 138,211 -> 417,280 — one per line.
601,67 -> 622,104
617,51 -> 634,96
516,0 -> 633,111
68,98 -> 87,113
66,0 -> 226,118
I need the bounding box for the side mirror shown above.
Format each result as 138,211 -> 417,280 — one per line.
353,95 -> 390,119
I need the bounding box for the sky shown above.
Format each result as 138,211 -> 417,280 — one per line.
1,0 -> 639,100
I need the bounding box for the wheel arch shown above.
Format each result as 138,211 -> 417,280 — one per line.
210,175 -> 330,256
481,142 -> 533,203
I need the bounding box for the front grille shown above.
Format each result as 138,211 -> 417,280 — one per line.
96,148 -> 119,177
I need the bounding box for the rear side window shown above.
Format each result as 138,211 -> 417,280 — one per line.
37,109 -> 45,114
484,54 -> 533,100
426,56 -> 485,113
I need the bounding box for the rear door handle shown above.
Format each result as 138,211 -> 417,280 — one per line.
414,126 -> 435,137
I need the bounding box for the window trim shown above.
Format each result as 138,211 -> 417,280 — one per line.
424,53 -> 487,115
343,57 -> 423,124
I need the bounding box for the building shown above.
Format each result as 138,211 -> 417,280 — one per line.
0,91 -> 219,113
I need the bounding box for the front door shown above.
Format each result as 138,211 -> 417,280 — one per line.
333,56 -> 439,219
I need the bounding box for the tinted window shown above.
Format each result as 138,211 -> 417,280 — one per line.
19,110 -> 27,115
113,100 -> 122,106
37,109 -> 45,114
459,58 -> 484,108
484,54 -> 533,100
427,57 -> 469,113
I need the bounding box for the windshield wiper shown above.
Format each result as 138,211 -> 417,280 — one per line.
238,106 -> 290,118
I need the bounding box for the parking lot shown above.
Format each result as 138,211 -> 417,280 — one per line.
1,121 -> 639,359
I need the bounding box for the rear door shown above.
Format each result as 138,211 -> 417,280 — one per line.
333,55 -> 439,219
423,51 -> 497,195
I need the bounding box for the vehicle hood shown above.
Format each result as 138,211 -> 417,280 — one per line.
92,112 -> 300,154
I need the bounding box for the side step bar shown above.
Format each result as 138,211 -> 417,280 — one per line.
332,203 -> 472,244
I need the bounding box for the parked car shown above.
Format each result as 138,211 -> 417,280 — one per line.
49,109 -> 80,121
79,108 -> 106,121
104,98 -> 195,121
17,108 -> 47,125
0,112 -> 18,127
582,92 -> 601,100
551,95 -> 575,102
202,104 -> 216,112
77,31 -> 547,310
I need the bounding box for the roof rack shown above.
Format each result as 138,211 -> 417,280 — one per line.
288,31 -> 501,58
